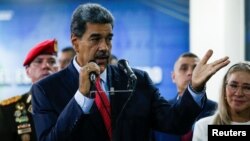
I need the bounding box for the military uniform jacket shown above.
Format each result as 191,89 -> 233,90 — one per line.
0,92 -> 36,141
31,62 -> 204,141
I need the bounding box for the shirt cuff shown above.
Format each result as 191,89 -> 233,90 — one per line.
74,90 -> 94,114
187,84 -> 205,107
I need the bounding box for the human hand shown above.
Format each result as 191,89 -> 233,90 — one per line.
79,62 -> 100,97
191,49 -> 230,92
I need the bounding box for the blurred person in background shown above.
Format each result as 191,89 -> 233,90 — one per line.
192,62 -> 250,141
59,46 -> 76,70
0,39 -> 58,141
109,54 -> 118,65
153,52 -> 217,141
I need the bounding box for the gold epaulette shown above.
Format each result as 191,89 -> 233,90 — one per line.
0,95 -> 22,106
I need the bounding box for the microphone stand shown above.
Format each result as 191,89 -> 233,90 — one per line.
115,78 -> 137,127
89,76 -> 137,140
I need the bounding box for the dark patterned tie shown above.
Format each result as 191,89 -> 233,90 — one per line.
95,77 -> 112,140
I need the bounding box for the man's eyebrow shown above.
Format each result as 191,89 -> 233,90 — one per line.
180,64 -> 188,67
89,33 -> 101,38
89,33 -> 113,38
242,83 -> 250,86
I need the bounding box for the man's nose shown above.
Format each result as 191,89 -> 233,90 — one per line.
187,67 -> 193,76
41,61 -> 53,68
98,39 -> 109,50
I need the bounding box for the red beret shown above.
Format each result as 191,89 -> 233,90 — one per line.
23,39 -> 58,66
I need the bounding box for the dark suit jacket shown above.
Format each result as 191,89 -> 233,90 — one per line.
169,96 -> 217,120
31,62 -> 204,141
153,95 -> 217,141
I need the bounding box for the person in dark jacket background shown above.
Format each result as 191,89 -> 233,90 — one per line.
153,52 -> 218,141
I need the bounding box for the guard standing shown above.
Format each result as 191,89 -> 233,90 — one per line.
0,39 -> 58,141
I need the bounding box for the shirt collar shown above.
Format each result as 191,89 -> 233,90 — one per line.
73,57 -> 107,82
100,69 -> 107,83
73,56 -> 81,73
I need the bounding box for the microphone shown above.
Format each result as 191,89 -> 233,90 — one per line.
89,71 -> 97,98
118,59 -> 137,81
88,60 -> 97,83
89,72 -> 96,83
88,60 -> 97,98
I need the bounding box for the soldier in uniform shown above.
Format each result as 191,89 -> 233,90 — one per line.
0,39 -> 58,141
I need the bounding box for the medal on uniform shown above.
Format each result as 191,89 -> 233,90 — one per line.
14,98 -> 32,141
27,105 -> 32,113
14,110 -> 22,117
14,102 -> 29,123
16,102 -> 25,111
17,123 -> 32,134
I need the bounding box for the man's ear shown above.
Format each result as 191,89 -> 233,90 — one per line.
71,34 -> 79,53
171,71 -> 176,83
25,67 -> 31,78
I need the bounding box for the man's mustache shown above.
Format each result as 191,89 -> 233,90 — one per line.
95,51 -> 110,59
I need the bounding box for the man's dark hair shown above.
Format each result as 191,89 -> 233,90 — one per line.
62,46 -> 76,56
71,3 -> 114,38
173,52 -> 199,70
179,52 -> 199,58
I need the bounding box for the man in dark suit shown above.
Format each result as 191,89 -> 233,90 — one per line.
153,52 -> 218,141
0,39 -> 58,141
31,3 -> 230,141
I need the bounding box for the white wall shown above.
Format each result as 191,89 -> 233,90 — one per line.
190,0 -> 245,101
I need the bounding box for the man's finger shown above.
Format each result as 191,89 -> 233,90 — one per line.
211,56 -> 229,67
212,59 -> 230,73
200,49 -> 213,65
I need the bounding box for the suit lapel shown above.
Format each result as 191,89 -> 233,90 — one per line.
63,62 -> 79,97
